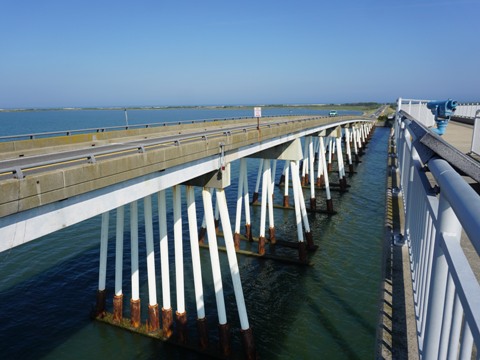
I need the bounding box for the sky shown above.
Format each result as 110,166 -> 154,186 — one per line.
1,0 -> 479,108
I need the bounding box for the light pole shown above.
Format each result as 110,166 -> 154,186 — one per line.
124,108 -> 129,127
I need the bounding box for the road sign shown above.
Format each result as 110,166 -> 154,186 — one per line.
254,107 -> 262,118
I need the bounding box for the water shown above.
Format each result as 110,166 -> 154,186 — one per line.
0,108 -> 388,359
0,107 -> 355,137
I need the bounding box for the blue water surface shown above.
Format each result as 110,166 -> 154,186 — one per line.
0,109 -> 387,359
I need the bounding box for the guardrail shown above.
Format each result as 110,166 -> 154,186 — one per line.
397,98 -> 480,122
0,114 -> 287,142
1,115 -> 347,180
471,111 -> 480,156
394,108 -> 480,358
455,103 -> 480,118
396,98 -> 435,127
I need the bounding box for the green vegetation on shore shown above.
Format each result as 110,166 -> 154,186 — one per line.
0,102 -> 392,113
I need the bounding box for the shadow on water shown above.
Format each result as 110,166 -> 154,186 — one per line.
305,296 -> 362,360
0,245 -> 99,359
0,127 -> 389,359
309,272 -> 377,336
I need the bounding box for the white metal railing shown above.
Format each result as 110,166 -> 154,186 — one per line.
397,98 -> 435,127
394,107 -> 480,359
398,99 -> 480,121
455,103 -> 480,118
472,111 -> 480,156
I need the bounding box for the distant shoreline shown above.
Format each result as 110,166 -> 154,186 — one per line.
0,103 -> 384,113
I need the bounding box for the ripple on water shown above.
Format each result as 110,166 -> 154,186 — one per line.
0,127 -> 390,360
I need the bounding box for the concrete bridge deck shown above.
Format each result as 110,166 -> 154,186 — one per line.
0,115 -> 371,219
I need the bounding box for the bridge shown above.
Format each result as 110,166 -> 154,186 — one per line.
0,113 -> 375,358
1,101 -> 478,359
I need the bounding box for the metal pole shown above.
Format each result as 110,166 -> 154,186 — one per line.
124,108 -> 129,127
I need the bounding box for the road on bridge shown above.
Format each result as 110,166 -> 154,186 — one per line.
0,115 -> 318,180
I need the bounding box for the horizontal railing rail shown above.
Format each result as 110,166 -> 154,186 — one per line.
397,98 -> 480,125
394,106 -> 480,359
0,116 -> 279,178
0,115 -> 370,180
455,103 -> 480,118
471,110 -> 480,156
0,114 -> 297,142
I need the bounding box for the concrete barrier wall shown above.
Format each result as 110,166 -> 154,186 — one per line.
0,117 -> 290,159
0,115 -> 370,218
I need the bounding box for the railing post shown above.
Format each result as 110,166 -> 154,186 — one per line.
422,191 -> 462,357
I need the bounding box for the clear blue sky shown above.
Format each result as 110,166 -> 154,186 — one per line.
1,0 -> 479,108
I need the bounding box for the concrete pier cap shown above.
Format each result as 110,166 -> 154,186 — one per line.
184,164 -> 231,189
246,138 -> 303,161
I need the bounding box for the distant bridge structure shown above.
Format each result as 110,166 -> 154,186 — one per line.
0,113 -> 375,358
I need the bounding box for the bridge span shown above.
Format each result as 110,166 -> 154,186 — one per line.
0,113 -> 375,358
